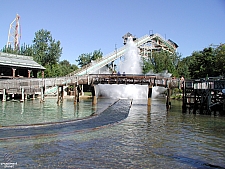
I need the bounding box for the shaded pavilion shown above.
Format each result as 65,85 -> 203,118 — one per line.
0,52 -> 45,79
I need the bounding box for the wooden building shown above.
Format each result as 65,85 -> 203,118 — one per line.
0,52 -> 45,79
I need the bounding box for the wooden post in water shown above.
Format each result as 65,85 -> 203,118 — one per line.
147,84 -> 152,106
2,89 -> 6,102
91,85 -> 97,105
60,86 -> 64,103
77,85 -> 80,103
166,88 -> 171,110
40,87 -> 45,103
20,88 -> 24,102
74,84 -> 77,104
57,86 -> 60,105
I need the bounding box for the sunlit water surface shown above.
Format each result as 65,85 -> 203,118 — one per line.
0,98 -> 225,168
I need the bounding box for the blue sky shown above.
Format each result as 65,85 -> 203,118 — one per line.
1,0 -> 225,64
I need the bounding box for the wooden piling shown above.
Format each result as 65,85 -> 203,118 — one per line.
40,87 -> 45,103
57,86 -> 60,104
74,84 -> 77,104
91,85 -> 97,105
20,88 -> 24,102
147,84 -> 152,106
166,88 -> 171,110
2,89 -> 6,102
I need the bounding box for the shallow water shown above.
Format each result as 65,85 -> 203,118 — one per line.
0,98 -> 99,126
0,98 -> 225,168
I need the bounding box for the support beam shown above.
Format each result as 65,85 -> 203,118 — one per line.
91,85 -> 97,105
166,88 -> 171,110
74,84 -> 77,104
40,87 -> 45,103
28,70 -> 31,78
77,85 -> 80,103
57,86 -> 60,105
147,84 -> 152,106
20,88 -> 24,102
2,89 -> 6,102
57,86 -> 63,104
12,68 -> 16,77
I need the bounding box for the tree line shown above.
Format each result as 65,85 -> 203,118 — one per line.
1,29 -> 224,79
142,44 -> 225,79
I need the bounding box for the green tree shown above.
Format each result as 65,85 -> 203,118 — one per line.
214,44 -> 225,77
1,43 -> 33,56
32,29 -> 62,67
176,56 -> 191,79
188,47 -> 216,79
59,60 -> 78,76
76,49 -> 103,67
143,51 -> 181,76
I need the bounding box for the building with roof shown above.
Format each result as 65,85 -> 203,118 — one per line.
0,52 -> 45,79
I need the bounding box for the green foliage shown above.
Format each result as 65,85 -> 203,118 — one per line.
32,29 -> 62,67
142,51 -> 183,77
214,44 -> 225,77
1,44 -> 34,56
76,49 -> 103,67
142,57 -> 154,74
59,60 -> 78,76
187,45 -> 225,79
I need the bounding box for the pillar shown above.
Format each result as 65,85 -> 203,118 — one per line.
12,68 -> 16,77
91,85 -> 97,105
166,88 -> 171,110
77,86 -> 80,103
28,70 -> 31,78
40,87 -> 45,103
2,89 -> 6,102
74,84 -> 77,104
81,84 -> 84,96
147,84 -> 152,106
20,88 -> 24,102
60,86 -> 64,102
57,86 -> 60,105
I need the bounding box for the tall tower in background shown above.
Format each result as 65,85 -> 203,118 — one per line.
7,14 -> 21,50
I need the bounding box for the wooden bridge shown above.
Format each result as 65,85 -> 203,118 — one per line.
0,74 -> 179,108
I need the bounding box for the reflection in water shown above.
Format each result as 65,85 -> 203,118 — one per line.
0,98 -> 225,168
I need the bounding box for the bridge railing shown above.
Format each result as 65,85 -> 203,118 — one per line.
0,75 -> 91,90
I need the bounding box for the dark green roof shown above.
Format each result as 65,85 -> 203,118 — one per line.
0,52 -> 45,70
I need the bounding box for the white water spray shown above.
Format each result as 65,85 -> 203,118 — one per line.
96,36 -> 169,99
118,37 -> 142,74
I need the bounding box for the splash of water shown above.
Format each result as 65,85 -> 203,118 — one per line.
96,36 -> 170,99
118,37 -> 142,74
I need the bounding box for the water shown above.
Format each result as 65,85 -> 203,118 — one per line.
0,98 -> 97,127
0,98 -> 225,168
